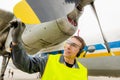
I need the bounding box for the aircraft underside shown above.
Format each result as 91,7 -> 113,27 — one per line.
78,56 -> 120,77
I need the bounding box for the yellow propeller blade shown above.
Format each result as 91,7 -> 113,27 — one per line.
13,0 -> 41,24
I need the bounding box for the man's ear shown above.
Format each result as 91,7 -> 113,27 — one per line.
76,50 -> 84,57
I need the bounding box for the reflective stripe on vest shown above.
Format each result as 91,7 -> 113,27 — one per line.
41,54 -> 88,80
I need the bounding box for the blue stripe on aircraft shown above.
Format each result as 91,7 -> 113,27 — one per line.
94,40 -> 120,50
41,40 -> 120,55
109,41 -> 120,48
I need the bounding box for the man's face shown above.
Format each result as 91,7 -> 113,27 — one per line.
63,37 -> 82,59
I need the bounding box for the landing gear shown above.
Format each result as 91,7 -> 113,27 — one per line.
0,52 -> 11,80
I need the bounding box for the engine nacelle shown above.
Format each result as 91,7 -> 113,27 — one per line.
22,17 -> 78,54
5,17 -> 77,54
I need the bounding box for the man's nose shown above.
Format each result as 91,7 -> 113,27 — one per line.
67,43 -> 72,48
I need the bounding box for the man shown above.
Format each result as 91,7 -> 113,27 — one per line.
10,22 -> 87,80
10,0 -> 94,79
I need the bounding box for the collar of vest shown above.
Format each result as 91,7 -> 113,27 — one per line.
59,55 -> 79,68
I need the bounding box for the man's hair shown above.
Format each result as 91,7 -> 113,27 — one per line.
71,36 -> 86,57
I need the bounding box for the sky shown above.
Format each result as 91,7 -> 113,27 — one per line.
77,0 -> 120,44
0,0 -> 20,12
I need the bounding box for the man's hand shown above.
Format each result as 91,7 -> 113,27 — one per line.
10,19 -> 25,44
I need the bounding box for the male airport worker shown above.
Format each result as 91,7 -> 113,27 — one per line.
10,20 -> 87,80
10,0 -> 94,80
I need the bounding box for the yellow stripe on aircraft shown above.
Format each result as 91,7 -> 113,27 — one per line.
13,0 -> 41,24
79,51 -> 120,58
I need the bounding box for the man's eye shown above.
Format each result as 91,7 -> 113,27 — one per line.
71,43 -> 77,47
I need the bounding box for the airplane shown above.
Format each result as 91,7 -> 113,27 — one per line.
0,0 -> 120,79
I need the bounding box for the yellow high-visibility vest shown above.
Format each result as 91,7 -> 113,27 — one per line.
42,54 -> 88,80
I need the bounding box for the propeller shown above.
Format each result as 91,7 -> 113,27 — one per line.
90,2 -> 111,53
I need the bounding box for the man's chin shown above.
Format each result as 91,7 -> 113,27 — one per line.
63,54 -> 71,58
